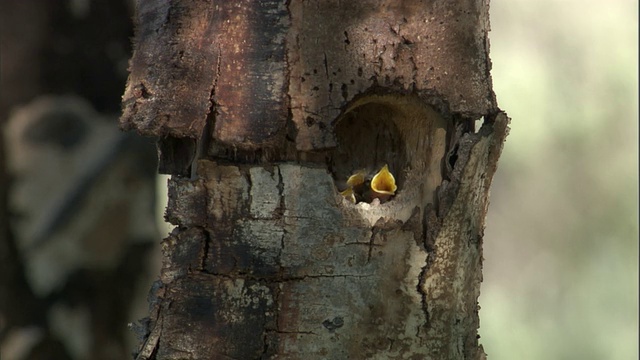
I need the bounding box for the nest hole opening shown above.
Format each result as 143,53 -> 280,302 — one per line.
329,101 -> 408,204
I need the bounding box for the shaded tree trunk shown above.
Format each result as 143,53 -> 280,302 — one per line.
122,1 -> 508,359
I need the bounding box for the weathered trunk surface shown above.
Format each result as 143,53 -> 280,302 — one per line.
122,1 -> 508,359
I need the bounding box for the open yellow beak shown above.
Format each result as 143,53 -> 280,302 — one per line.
339,187 -> 357,203
346,170 -> 366,187
370,164 -> 397,196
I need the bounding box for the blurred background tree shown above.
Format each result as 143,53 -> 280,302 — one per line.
1,1 -> 159,359
481,0 -> 638,359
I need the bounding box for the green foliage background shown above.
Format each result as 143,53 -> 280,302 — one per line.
480,0 -> 639,358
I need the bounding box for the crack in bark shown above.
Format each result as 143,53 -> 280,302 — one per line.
366,228 -> 378,263
270,329 -> 317,335
190,270 -> 374,283
343,241 -> 377,246
409,55 -> 418,89
200,228 -> 211,271
323,52 -> 329,79
417,265 -> 431,330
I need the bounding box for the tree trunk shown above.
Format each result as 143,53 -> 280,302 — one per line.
122,1 -> 508,359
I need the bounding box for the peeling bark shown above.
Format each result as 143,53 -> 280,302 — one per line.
123,1 -> 508,359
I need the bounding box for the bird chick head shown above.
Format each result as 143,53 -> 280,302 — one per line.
370,164 -> 397,196
339,165 -> 397,204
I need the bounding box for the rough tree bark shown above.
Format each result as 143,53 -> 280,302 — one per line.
121,1 -> 508,359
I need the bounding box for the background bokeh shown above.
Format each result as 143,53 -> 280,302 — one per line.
480,0 -> 639,359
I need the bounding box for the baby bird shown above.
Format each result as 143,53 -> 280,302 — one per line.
339,164 -> 397,204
